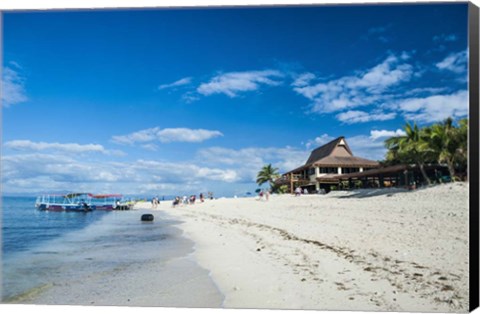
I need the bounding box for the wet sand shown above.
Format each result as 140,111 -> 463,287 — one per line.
6,209 -> 224,308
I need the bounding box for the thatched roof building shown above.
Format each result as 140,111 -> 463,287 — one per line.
277,136 -> 380,192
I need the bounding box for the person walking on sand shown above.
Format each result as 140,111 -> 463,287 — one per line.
172,196 -> 180,208
151,197 -> 157,208
265,190 -> 270,201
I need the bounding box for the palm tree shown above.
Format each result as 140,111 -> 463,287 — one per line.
427,118 -> 458,180
385,122 -> 433,184
256,164 -> 280,189
426,117 -> 469,181
456,118 -> 468,174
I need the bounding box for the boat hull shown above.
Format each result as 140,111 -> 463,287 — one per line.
95,205 -> 114,211
36,203 -> 93,212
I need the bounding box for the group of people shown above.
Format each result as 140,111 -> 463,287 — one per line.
257,189 -> 270,201
172,192 -> 211,207
294,187 -> 327,196
294,187 -> 306,196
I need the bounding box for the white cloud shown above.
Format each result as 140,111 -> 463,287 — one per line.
112,127 -> 223,145
370,129 -> 406,140
433,34 -> 458,42
294,54 -> 413,113
396,90 -> 468,123
305,134 -> 335,149
2,154 -> 122,188
346,135 -> 387,161
2,65 -> 28,107
112,127 -> 160,144
291,72 -> 316,87
182,91 -> 200,103
362,25 -> 392,43
436,50 -> 467,74
140,143 -> 159,151
157,128 -> 223,143
197,146 -> 309,180
405,87 -> 448,96
197,70 -> 283,97
158,77 -> 192,90
4,140 -> 108,154
336,110 -> 396,124
132,159 -> 239,183
1,153 -> 244,195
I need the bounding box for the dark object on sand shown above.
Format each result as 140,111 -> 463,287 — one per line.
141,214 -> 154,222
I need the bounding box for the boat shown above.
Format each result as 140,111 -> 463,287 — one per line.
90,194 -> 123,211
114,198 -> 136,210
35,193 -> 130,212
35,193 -> 94,212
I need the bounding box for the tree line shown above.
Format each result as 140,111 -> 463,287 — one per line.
384,118 -> 468,183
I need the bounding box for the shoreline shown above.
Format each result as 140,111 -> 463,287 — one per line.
136,182 -> 469,312
4,209 -> 224,308
6,182 -> 469,312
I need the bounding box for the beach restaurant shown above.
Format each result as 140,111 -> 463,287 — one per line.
276,136 -> 380,193
277,136 -> 452,193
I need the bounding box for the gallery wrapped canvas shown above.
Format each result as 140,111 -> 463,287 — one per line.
1,1 -> 479,313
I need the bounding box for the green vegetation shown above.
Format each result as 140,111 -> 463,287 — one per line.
257,164 -> 286,193
384,117 -> 468,182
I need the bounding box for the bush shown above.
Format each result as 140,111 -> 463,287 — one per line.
272,184 -> 288,194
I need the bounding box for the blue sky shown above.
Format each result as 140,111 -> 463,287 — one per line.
1,3 -> 469,196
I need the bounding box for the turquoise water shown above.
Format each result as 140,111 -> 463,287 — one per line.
2,197 -> 109,255
1,196 -> 208,303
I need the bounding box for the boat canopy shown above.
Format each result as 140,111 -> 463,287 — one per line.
43,193 -> 122,199
91,194 -> 123,199
65,193 -> 93,198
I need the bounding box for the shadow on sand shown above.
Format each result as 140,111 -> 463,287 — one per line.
328,187 -> 414,199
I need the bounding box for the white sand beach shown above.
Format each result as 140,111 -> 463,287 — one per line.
135,182 -> 469,312
18,182 -> 469,312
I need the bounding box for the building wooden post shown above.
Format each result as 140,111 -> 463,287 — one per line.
379,174 -> 385,187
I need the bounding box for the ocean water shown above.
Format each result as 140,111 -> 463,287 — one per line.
1,196 -> 223,306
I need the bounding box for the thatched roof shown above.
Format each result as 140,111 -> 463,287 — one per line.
283,136 -> 380,175
305,137 -> 353,164
306,137 -> 379,167
311,155 -> 380,167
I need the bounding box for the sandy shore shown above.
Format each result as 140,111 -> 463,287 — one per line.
136,182 -> 470,312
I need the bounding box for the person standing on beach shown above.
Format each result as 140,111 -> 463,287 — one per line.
151,197 -> 156,208
265,190 -> 270,201
295,187 -> 302,196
